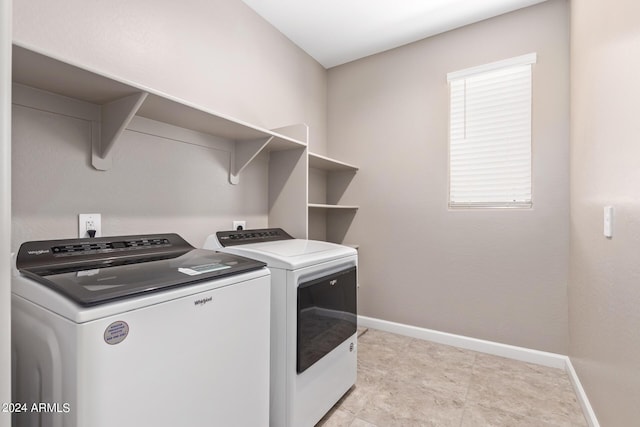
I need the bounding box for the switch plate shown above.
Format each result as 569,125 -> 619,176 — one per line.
233,220 -> 246,231
604,206 -> 613,238
79,213 -> 102,238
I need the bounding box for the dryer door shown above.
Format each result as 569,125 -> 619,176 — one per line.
296,266 -> 357,373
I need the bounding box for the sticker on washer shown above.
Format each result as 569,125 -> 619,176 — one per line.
104,321 -> 129,345
76,268 -> 100,277
178,263 -> 231,276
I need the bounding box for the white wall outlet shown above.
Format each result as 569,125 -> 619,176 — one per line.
79,213 -> 102,238
604,206 -> 613,238
233,220 -> 246,231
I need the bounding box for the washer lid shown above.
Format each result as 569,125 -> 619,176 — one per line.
213,239 -> 357,270
16,234 -> 266,306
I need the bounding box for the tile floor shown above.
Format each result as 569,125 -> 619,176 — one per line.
317,328 -> 587,427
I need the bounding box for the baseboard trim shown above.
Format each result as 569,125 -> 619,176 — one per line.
357,315 -> 600,427
358,315 -> 566,368
565,358 -> 600,427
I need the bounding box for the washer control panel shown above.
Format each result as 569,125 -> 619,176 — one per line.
216,228 -> 293,247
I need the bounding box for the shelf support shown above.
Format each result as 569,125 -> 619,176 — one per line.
92,92 -> 148,170
229,136 -> 273,184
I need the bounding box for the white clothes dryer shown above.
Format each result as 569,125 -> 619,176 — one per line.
204,228 -> 358,427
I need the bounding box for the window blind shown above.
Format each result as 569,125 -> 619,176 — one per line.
448,53 -> 536,208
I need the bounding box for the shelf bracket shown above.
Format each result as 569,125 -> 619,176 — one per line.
229,136 -> 273,184
92,91 -> 148,171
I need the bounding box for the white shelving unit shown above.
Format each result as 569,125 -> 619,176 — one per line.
11,43 -> 359,244
308,152 -> 359,245
12,44 -> 306,180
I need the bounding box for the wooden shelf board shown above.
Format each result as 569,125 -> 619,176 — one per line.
308,203 -> 359,210
12,44 -> 307,148
309,152 -> 358,171
13,44 -> 143,105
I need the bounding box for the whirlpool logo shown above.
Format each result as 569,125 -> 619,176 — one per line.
27,249 -> 50,255
194,296 -> 213,307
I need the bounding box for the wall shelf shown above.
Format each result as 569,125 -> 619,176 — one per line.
309,152 -> 358,172
308,203 -> 359,210
11,43 -> 356,244
11,43 -> 307,179
307,151 -> 359,245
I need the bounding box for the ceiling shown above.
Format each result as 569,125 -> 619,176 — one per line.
241,0 -> 548,68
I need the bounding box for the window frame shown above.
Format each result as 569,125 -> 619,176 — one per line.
447,53 -> 537,210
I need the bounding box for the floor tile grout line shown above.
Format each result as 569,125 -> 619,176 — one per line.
458,351 -> 478,427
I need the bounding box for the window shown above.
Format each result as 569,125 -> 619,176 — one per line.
447,53 -> 536,208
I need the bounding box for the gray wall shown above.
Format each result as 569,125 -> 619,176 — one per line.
570,0 -> 640,424
327,0 -> 570,353
11,0 -> 326,250
11,98 -> 269,249
1,0 -> 11,424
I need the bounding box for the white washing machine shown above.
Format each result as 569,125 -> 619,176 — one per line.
12,233 -> 271,427
204,228 -> 358,427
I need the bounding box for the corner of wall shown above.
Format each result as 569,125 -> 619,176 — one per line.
1,0 -> 12,424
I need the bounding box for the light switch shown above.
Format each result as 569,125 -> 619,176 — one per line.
604,206 -> 613,238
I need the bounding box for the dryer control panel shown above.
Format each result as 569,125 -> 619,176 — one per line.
216,228 -> 293,247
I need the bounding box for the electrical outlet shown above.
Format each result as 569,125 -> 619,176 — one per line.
233,220 -> 246,231
79,213 -> 102,238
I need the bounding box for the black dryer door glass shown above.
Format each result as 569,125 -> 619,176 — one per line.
297,266 -> 357,373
